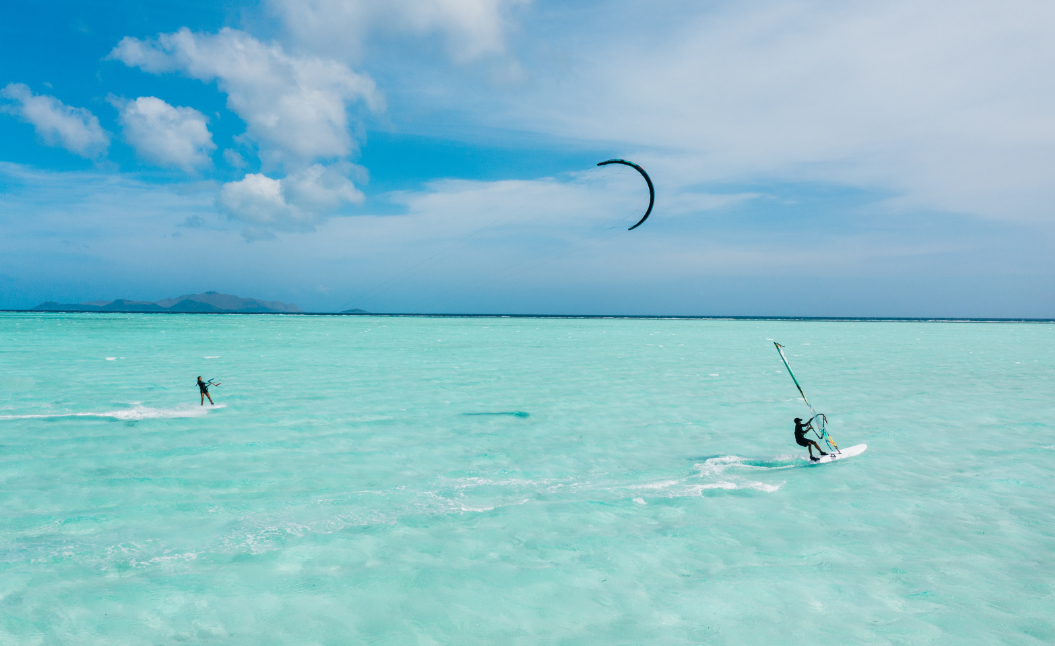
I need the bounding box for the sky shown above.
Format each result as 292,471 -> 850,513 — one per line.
2,0 -> 1054,317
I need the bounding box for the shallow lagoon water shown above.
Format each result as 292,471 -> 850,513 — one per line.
1,313 -> 1053,644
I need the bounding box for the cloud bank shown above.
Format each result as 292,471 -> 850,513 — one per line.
109,27 -> 382,233
4,0 -> 1055,315
268,0 -> 529,62
109,27 -> 383,169
3,160 -> 1052,316
478,0 -> 1055,223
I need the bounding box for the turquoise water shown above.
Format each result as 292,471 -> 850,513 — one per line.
1,313 -> 1053,644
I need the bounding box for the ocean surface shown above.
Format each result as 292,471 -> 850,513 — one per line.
1,312 -> 1053,645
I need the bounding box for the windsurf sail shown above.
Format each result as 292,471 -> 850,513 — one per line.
773,342 -> 839,453
773,342 -> 812,411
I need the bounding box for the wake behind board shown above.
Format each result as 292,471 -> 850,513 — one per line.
812,443 -> 867,464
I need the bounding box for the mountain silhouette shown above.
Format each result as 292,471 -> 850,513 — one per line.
33,292 -> 301,313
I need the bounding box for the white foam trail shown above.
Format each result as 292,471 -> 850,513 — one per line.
629,479 -> 682,491
742,481 -> 783,493
625,478 -> 782,497
132,552 -> 200,568
694,455 -> 798,478
0,403 -> 225,421
694,456 -> 744,478
457,503 -> 496,512
444,466 -> 786,503
442,476 -> 566,490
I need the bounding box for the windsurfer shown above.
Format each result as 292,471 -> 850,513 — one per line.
795,417 -> 828,461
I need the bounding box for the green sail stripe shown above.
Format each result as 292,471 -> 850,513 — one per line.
773,342 -> 813,412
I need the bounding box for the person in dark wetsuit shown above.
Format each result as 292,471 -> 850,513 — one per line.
197,376 -> 218,406
795,417 -> 828,461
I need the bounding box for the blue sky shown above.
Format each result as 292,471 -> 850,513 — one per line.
2,0 -> 1054,316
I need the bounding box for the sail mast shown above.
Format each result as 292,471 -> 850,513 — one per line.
773,342 -> 814,414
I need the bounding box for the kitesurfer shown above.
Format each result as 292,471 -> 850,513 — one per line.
795,417 -> 827,461
197,376 -> 217,406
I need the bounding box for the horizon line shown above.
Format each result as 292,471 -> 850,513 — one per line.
2,309 -> 1053,323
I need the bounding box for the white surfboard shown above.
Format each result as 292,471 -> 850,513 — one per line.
811,443 -> 867,464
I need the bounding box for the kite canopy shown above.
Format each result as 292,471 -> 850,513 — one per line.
597,159 -> 654,230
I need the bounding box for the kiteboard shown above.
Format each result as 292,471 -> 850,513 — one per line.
811,443 -> 867,464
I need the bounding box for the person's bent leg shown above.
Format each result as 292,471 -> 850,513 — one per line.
809,442 -> 824,461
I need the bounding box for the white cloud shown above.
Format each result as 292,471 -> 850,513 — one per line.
268,0 -> 528,62
282,162 -> 365,212
218,174 -> 291,226
223,149 -> 246,168
108,27 -> 383,169
112,96 -> 215,171
366,0 -> 1055,224
217,163 -> 364,234
0,83 -> 109,158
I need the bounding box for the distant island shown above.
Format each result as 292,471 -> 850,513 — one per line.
33,292 -> 301,314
